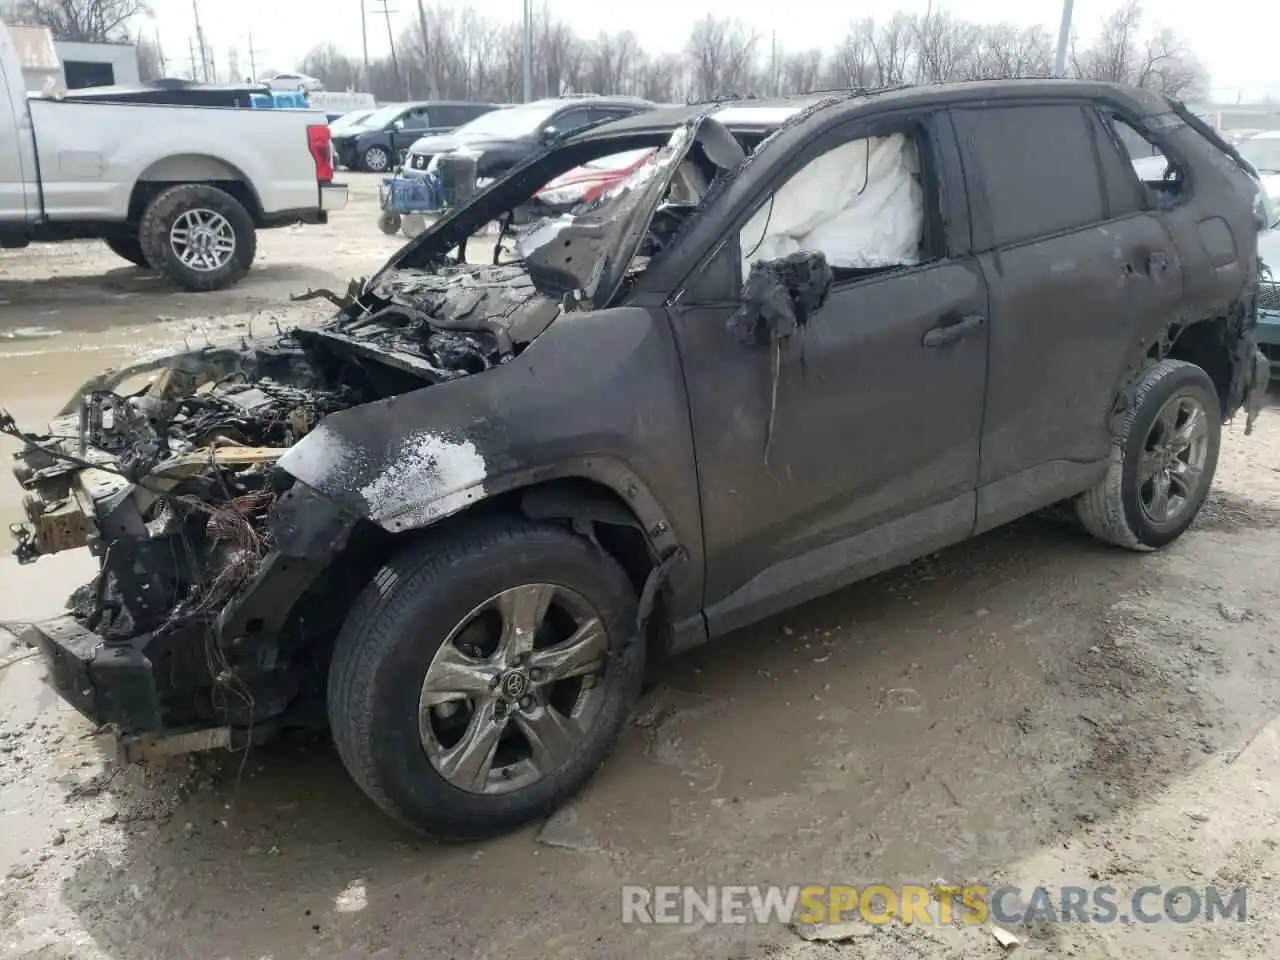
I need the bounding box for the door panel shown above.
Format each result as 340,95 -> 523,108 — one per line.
0,56 -> 29,219
671,259 -> 989,634
975,214 -> 1184,486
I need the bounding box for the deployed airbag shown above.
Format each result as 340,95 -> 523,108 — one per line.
740,133 -> 924,272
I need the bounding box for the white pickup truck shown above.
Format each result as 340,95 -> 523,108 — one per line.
0,23 -> 348,292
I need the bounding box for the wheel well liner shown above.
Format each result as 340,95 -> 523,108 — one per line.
127,155 -> 263,225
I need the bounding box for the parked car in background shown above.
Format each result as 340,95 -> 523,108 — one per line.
1254,228 -> 1280,372
1237,131 -> 1280,213
401,95 -> 656,181
332,101 -> 501,172
519,147 -> 656,220
0,21 -> 348,292
265,72 -> 324,92
329,108 -> 374,134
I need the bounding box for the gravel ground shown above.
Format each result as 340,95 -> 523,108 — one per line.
2,174 -> 1280,959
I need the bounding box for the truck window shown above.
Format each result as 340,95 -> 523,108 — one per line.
951,104 -> 1105,249
738,131 -> 928,282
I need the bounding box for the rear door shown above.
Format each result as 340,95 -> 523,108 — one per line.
950,101 -> 1184,531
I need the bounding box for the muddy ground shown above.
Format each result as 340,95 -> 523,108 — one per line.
2,174 -> 1280,959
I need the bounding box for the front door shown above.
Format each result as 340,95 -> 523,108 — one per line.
666,112 -> 989,635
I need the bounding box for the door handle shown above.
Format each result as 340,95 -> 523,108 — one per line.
922,312 -> 985,348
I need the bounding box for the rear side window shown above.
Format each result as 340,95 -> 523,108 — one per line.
952,104 -> 1105,248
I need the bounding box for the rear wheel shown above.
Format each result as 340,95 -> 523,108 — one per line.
104,235 -> 150,268
327,520 -> 644,839
138,184 -> 256,292
1076,359 -> 1221,551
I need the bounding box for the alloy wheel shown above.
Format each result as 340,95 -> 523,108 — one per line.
418,583 -> 610,795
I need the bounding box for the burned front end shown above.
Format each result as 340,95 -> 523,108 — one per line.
5,263 -> 563,755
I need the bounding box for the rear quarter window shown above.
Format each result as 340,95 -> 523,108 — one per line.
952,104 -> 1106,249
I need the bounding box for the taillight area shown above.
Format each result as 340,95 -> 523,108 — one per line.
307,124 -> 334,183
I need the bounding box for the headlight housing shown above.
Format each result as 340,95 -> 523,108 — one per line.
538,183 -> 593,206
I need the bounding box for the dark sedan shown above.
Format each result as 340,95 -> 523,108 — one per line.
331,101 -> 499,172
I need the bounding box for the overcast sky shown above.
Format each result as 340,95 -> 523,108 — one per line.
152,0 -> 1278,101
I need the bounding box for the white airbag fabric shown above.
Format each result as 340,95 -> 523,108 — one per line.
740,133 -> 924,272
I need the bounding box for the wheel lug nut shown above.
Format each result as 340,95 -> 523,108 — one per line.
519,696 -> 533,709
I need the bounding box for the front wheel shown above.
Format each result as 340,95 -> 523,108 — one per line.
1076,359 -> 1221,551
138,184 -> 256,292
327,520 -> 644,839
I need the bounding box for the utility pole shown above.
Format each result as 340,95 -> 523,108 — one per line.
247,28 -> 260,82
360,0 -> 371,91
1053,0 -> 1074,78
769,29 -> 777,96
373,0 -> 405,98
187,36 -> 199,81
521,0 -> 532,103
416,0 -> 437,98
191,0 -> 210,82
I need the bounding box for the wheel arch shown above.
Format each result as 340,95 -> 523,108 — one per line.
1113,304 -> 1264,435
128,155 -> 263,225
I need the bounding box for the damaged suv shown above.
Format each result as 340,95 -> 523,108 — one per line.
5,81 -> 1268,839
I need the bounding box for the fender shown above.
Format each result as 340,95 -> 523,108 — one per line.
275,303 -> 707,620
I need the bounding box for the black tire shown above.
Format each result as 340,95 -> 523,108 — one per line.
104,235 -> 150,268
328,519 -> 644,839
138,184 -> 256,292
377,212 -> 402,235
1076,359 -> 1221,551
362,145 -> 391,172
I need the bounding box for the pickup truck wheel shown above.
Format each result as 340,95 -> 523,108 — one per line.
328,520 -> 644,839
139,184 -> 256,292
103,236 -> 151,268
1076,359 -> 1221,551
362,146 -> 391,172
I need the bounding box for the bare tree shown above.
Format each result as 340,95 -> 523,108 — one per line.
870,13 -> 915,86
1071,1 -> 1205,98
827,19 -> 877,88
300,43 -> 360,94
284,1 -> 1209,111
780,49 -> 823,96
8,0 -> 149,42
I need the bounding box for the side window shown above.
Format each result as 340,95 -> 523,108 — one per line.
590,106 -> 632,124
552,108 -> 593,134
1100,111 -> 1185,204
951,104 -> 1105,249
737,129 -> 929,281
403,109 -> 431,130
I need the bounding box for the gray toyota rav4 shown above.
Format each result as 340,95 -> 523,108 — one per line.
5,80 -> 1269,839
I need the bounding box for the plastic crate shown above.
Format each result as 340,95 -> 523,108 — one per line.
379,175 -> 445,214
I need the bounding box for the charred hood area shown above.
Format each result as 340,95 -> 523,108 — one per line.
7,261 -> 563,652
